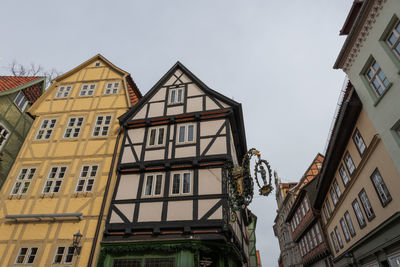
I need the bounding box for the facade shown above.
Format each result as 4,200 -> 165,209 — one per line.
273,154 -> 324,267
99,62 -> 252,266
0,54 -> 141,266
286,177 -> 333,267
248,211 -> 262,267
315,84 -> 400,266
0,76 -> 45,187
334,0 -> 400,174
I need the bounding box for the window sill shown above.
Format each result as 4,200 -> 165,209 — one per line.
373,83 -> 392,106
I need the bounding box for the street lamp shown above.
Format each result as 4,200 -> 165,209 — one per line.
73,230 -> 83,256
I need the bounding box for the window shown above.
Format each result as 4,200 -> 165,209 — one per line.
14,91 -> 28,112
295,212 -> 300,226
322,204 -> 330,223
76,165 -> 98,192
334,226 -> 344,248
365,60 -> 390,97
304,198 -> 310,212
93,115 -> 112,137
386,19 -> 400,59
53,246 -> 74,265
43,167 -> 67,194
311,228 -> 318,248
299,241 -> 304,257
301,203 -> 306,217
359,189 -> 375,221
330,188 -> 338,206
169,87 -> 184,104
352,199 -> 366,228
0,123 -> 10,151
315,224 -> 323,244
15,247 -> 38,264
144,174 -> 163,196
94,62 -> 101,67
344,152 -> 355,175
330,231 -> 339,252
177,124 -> 195,143
56,85 -> 72,98
304,236 -> 310,252
333,180 -> 342,199
11,168 -> 36,195
148,127 -> 165,147
325,199 -> 332,215
171,172 -> 191,195
344,211 -> 356,237
36,119 -> 57,140
105,82 -> 119,94
79,84 -> 96,96
370,168 -> 392,206
340,218 -> 350,242
291,220 -> 295,232
64,117 -> 84,138
339,165 -> 350,186
307,232 -> 313,249
353,129 -> 367,156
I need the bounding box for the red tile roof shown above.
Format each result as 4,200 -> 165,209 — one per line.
126,75 -> 142,106
0,76 -> 43,93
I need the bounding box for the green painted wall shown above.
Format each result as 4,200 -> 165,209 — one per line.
345,0 -> 400,173
0,91 -> 34,187
248,218 -> 259,267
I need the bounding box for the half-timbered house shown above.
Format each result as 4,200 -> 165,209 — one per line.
100,62 -> 252,267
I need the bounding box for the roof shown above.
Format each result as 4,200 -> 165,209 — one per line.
339,0 -> 364,35
119,61 -> 248,158
314,84 -> 362,209
0,76 -> 43,93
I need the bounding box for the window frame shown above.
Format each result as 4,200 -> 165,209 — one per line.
339,164 -> 350,187
104,82 -> 120,95
330,187 -> 338,206
55,85 -> 72,98
352,128 -> 367,156
385,17 -> 400,60
147,126 -> 166,147
168,87 -> 184,105
315,224 -> 323,244
15,247 -> 38,264
334,226 -> 344,248
344,152 -> 356,176
11,168 -> 37,195
92,115 -> 112,137
370,168 -> 392,207
143,173 -> 164,197
344,211 -> 356,237
170,171 -> 192,195
64,116 -> 84,139
35,118 -> 57,140
333,179 -> 342,199
75,165 -> 98,193
358,189 -> 375,221
79,83 -> 96,97
340,218 -> 351,242
43,166 -> 67,194
0,123 -> 10,152
352,199 -> 366,229
177,124 -> 195,144
53,246 -> 75,264
364,59 -> 391,98
14,91 -> 29,112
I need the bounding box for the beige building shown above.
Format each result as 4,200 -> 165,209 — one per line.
315,83 -> 400,266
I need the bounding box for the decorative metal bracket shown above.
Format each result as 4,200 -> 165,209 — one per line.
226,148 -> 273,220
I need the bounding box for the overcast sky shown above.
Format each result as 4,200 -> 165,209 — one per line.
1,0 -> 352,266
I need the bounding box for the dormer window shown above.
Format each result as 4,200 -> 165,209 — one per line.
14,91 -> 28,112
168,87 -> 184,105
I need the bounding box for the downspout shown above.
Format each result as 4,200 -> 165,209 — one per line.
87,126 -> 123,267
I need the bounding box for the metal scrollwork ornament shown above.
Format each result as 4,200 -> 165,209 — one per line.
226,148 -> 273,220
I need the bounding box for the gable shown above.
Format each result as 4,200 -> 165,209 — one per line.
124,63 -> 233,122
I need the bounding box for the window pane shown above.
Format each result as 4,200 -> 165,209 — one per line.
177,89 -> 182,102
340,218 -> 350,241
359,190 -> 375,220
344,211 -> 356,236
145,176 -> 153,196
149,129 -> 156,146
183,173 -> 190,193
157,128 -> 164,145
170,90 -> 176,103
188,125 -> 194,142
155,175 -> 162,195
172,174 -> 180,194
339,165 -> 349,186
352,200 -> 366,227
371,169 -> 391,205
179,126 -> 185,142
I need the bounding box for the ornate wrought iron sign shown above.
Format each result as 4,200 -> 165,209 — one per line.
226,148 -> 273,215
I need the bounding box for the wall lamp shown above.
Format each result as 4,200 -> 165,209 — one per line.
73,230 -> 83,256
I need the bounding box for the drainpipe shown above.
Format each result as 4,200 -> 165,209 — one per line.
87,127 -> 123,267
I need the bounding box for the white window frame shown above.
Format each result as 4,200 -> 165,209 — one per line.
333,179 -> 342,198
79,84 -> 96,96
330,231 -> 339,252
315,224 -> 323,244
304,198 -> 310,212
14,91 -> 29,112
344,211 -> 356,237
55,85 -> 72,98
330,187 -> 338,206
15,247 -> 38,264
325,199 -> 333,215
340,218 -> 350,242
53,246 -> 75,265
104,82 -> 120,94
168,87 -> 184,105
339,164 -> 350,186
311,228 -> 318,248
344,152 -> 355,175
177,124 -> 195,144
75,165 -> 98,192
64,117 -> 84,138
35,119 -> 57,140
0,123 -> 10,152
359,189 -> 375,221
353,129 -> 366,156
334,226 -> 344,248
92,115 -> 112,137
365,59 -> 390,97
43,166 -> 67,194
352,199 -> 366,228
11,168 -> 37,195
370,168 -> 392,206
143,173 -> 164,197
170,171 -> 192,195
147,126 -> 166,147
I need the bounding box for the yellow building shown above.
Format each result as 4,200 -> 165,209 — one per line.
0,54 -> 141,266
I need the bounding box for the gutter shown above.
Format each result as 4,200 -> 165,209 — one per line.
87,127 -> 122,267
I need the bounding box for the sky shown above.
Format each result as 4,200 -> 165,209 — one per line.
1,0 -> 353,266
